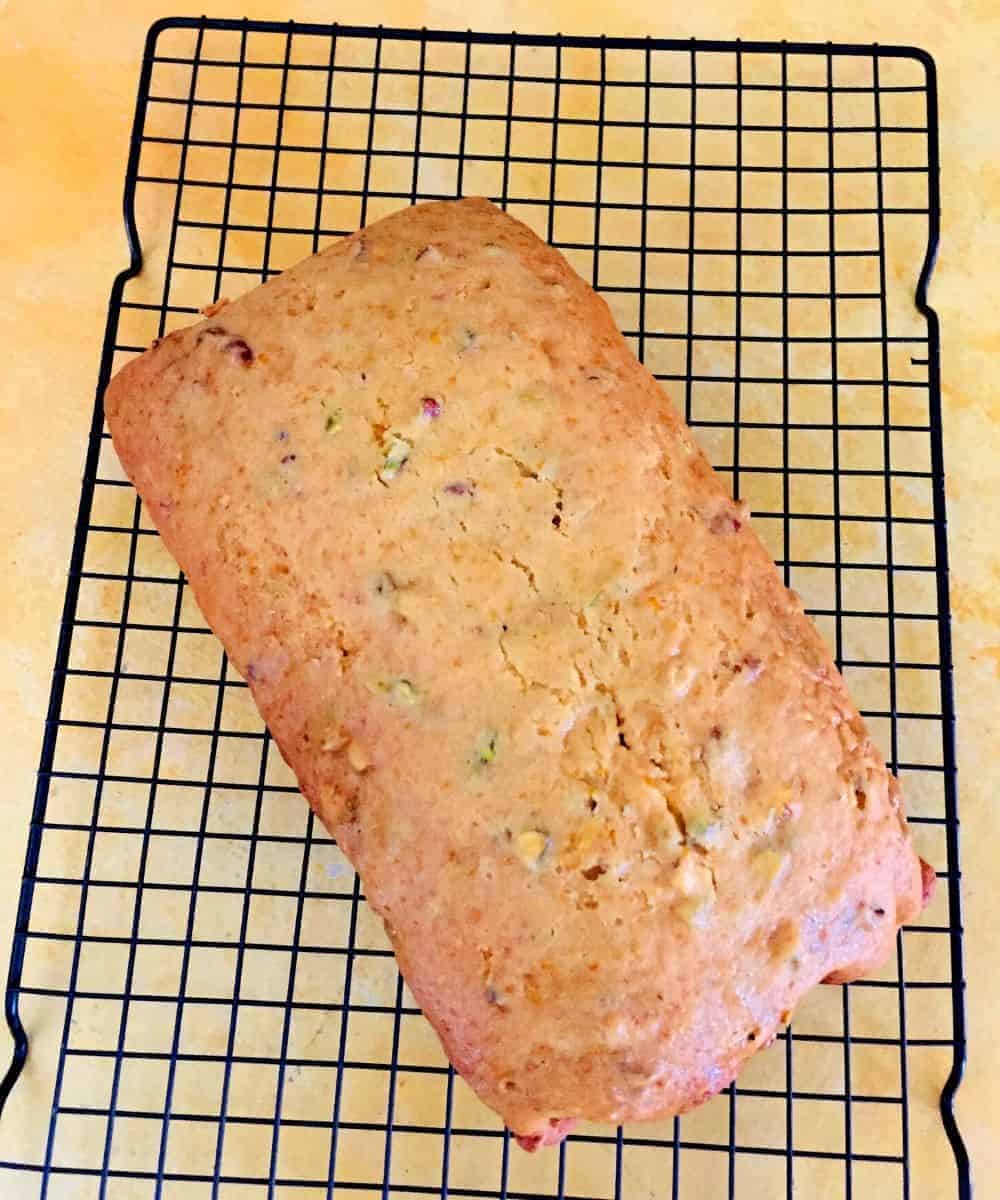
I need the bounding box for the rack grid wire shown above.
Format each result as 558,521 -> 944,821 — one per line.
0,17 -> 969,1200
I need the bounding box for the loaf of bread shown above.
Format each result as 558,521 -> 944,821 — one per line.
105,197 -> 929,1148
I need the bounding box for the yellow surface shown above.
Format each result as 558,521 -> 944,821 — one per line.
1,0 -> 997,1195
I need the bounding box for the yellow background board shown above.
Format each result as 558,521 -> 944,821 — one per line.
1,1 -> 997,1195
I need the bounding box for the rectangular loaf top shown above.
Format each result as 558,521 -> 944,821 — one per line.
105,197 -> 927,1147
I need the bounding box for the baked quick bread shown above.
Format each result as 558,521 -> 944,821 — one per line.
105,197 -> 930,1149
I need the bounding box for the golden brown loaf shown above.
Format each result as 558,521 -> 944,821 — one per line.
105,197 -> 929,1149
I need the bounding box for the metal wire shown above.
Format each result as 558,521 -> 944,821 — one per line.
0,18 -> 969,1200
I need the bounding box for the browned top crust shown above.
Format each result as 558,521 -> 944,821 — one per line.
105,197 -> 925,1145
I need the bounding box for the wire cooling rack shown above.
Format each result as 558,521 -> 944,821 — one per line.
0,17 -> 969,1200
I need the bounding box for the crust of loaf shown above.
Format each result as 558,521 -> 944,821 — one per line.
105,197 -> 925,1144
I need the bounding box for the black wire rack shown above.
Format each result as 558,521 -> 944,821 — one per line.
0,17 -> 970,1200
